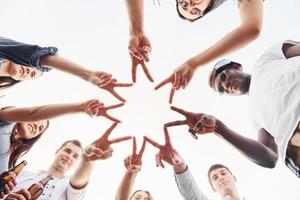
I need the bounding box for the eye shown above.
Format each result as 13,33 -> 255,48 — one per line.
39,125 -> 44,132
191,8 -> 202,16
73,154 -> 79,159
178,0 -> 188,9
31,71 -> 36,77
220,72 -> 227,82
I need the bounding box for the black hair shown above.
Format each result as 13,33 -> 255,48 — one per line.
175,0 -> 214,22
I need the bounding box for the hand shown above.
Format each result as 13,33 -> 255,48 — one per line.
123,137 -> 146,173
144,127 -> 183,168
5,188 -> 31,200
94,123 -> 132,151
164,106 -> 217,139
128,34 -> 154,83
88,71 -> 113,88
84,145 -> 114,161
154,62 -> 195,104
100,79 -> 133,102
83,99 -> 125,123
0,181 -> 15,198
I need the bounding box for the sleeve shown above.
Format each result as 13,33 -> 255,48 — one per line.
0,106 -> 14,125
66,182 -> 86,200
174,168 -> 210,200
0,37 -> 58,72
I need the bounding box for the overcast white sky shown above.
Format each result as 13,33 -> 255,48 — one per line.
1,0 -> 300,199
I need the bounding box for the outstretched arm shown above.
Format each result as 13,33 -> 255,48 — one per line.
189,0 -> 263,69
155,0 -> 263,104
125,0 -> 144,36
125,0 -> 153,83
165,106 -> 278,168
0,99 -> 121,123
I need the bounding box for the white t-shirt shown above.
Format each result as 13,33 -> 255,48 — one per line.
248,41 -> 300,162
14,170 -> 85,200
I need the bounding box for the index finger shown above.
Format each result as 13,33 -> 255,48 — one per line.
170,106 -> 189,117
143,136 -> 162,149
154,76 -> 172,90
164,120 -> 187,127
102,122 -> 118,139
104,103 -> 125,110
109,136 -> 132,144
164,127 -> 172,146
114,83 -> 134,87
132,136 -> 137,156
169,87 -> 175,104
138,139 -> 147,158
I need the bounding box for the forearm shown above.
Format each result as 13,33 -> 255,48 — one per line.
125,0 -> 145,35
115,170 -> 138,200
215,120 -> 278,168
70,156 -> 94,189
0,102 -> 85,122
174,168 -> 209,200
40,55 -> 91,81
188,24 -> 261,70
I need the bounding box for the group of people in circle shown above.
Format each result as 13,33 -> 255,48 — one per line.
1,0 -> 299,199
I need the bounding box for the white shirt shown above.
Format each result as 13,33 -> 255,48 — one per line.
248,41 -> 300,162
14,170 -> 85,200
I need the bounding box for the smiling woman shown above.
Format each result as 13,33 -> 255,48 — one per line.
0,99 -> 117,174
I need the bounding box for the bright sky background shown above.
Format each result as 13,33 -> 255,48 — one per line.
1,0 -> 300,199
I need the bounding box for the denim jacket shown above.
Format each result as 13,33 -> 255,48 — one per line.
0,37 -> 58,72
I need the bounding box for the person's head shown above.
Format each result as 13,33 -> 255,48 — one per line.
208,164 -> 237,197
208,59 -> 251,95
9,120 -> 50,169
0,63 -> 43,90
130,190 -> 153,200
52,140 -> 83,173
176,0 -> 214,22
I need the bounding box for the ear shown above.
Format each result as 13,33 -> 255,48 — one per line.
232,62 -> 242,71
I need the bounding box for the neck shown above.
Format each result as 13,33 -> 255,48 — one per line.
222,190 -> 240,200
47,164 -> 65,179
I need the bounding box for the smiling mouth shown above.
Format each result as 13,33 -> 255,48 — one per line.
19,66 -> 25,77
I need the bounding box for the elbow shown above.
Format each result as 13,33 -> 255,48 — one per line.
241,23 -> 262,41
246,25 -> 262,41
258,157 -> 278,169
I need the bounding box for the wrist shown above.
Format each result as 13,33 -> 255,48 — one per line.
130,29 -> 145,37
173,162 -> 187,174
215,119 -> 225,136
186,59 -> 198,71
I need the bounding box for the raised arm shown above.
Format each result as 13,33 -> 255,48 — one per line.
116,137 -> 146,200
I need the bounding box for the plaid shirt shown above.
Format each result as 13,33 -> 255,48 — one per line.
285,155 -> 300,177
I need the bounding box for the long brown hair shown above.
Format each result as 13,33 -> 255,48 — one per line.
0,76 -> 20,90
8,121 -> 50,169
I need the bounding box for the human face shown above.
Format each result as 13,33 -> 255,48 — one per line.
213,68 -> 248,95
209,168 -> 236,196
16,121 -> 48,140
9,63 -> 43,81
131,191 -> 151,200
54,142 -> 83,173
176,0 -> 211,20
